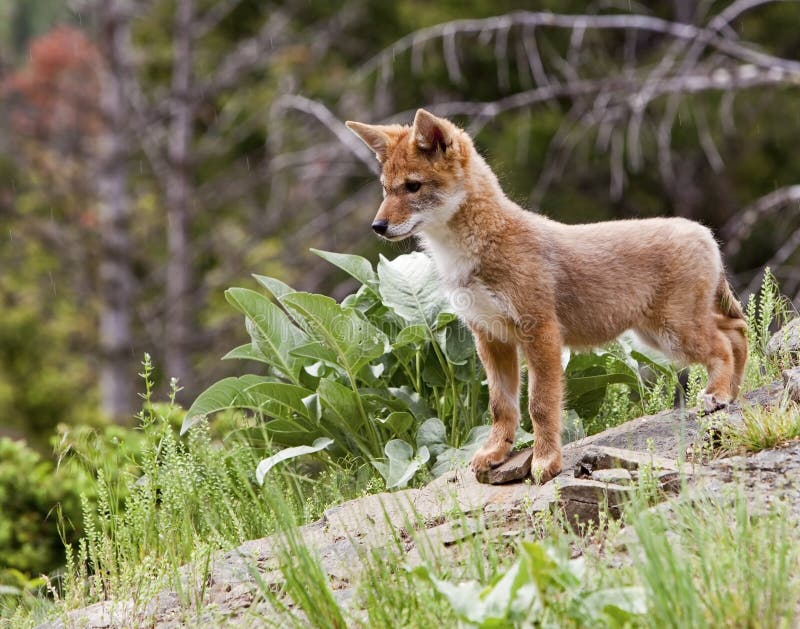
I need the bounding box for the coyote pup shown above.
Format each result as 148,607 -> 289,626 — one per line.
346,109 -> 747,483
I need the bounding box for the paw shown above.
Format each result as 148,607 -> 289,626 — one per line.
530,453 -> 562,485
699,390 -> 731,414
470,442 -> 512,473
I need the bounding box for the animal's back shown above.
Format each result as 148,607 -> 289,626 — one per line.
525,215 -> 723,347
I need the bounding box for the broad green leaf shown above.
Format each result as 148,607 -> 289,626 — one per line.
387,386 -> 434,421
222,343 -> 271,364
378,411 -> 414,435
394,324 -> 430,348
435,311 -> 458,328
416,417 -> 447,458
290,341 -> 341,372
581,586 -> 647,622
245,382 -> 314,419
342,283 -> 382,312
360,389 -> 421,422
520,541 -> 581,591
431,425 -> 491,477
384,438 -> 413,461
630,349 -> 675,379
262,419 -> 325,448
252,274 -> 295,301
382,440 -> 430,489
378,252 -> 444,327
255,437 -> 333,485
317,379 -> 362,434
437,320 -> 475,365
421,355 -> 448,387
412,567 -> 485,623
182,375 -> 272,434
411,562 -> 541,626
481,559 -> 542,623
567,372 -> 638,398
225,288 -> 307,383
311,248 -> 377,290
283,292 -> 388,377
364,362 -> 385,381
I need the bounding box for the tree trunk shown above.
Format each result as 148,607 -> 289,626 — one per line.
95,0 -> 136,420
164,0 -> 195,399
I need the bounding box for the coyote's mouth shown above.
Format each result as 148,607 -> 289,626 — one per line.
384,230 -> 416,241
384,221 -> 422,241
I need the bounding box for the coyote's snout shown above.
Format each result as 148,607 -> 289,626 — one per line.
347,109 -> 747,484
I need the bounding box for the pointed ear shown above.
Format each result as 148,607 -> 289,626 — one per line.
412,109 -> 452,153
345,121 -> 391,162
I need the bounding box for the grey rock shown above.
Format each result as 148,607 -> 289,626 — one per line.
591,468 -> 633,485
323,488 -> 423,541
782,367 -> 800,403
768,318 -> 800,364
318,538 -> 361,582
414,517 -> 482,547
553,477 -> 632,526
38,600 -> 135,629
475,448 -> 533,485
656,470 -> 683,494
574,445 -> 678,479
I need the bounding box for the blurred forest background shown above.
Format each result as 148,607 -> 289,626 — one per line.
1,0 -> 799,446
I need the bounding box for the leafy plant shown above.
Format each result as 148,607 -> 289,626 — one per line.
183,249 -> 487,488
566,334 -> 679,436
412,540 -> 645,628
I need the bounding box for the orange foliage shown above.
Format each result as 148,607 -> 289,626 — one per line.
2,26 -> 102,141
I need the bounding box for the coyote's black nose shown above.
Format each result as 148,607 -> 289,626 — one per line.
371,219 -> 389,235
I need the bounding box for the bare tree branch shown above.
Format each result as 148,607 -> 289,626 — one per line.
272,94 -> 379,172
744,227 -> 800,297
355,10 -> 800,84
723,185 -> 800,256
193,0 -> 244,39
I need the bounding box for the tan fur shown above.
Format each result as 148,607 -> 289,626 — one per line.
346,109 -> 747,483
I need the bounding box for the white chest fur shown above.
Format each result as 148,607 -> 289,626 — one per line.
420,230 -> 513,334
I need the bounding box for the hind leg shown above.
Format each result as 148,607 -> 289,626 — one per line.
715,314 -> 748,399
697,328 -> 736,413
656,279 -> 738,413
648,315 -> 736,413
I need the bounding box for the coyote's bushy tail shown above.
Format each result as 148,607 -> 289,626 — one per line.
716,275 -> 746,328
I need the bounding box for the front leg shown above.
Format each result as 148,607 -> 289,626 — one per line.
521,320 -> 564,484
469,327 -> 521,473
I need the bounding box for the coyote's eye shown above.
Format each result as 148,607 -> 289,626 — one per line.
405,181 -> 422,193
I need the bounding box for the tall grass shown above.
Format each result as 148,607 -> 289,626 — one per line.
242,481 -> 800,628
744,268 -> 794,391
720,402 -> 800,453
631,492 -> 800,628
10,356 -> 380,627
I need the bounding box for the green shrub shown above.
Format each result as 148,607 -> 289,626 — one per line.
183,250 -> 489,487
0,438 -> 86,578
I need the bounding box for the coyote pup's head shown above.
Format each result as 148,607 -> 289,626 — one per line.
346,109 -> 470,241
